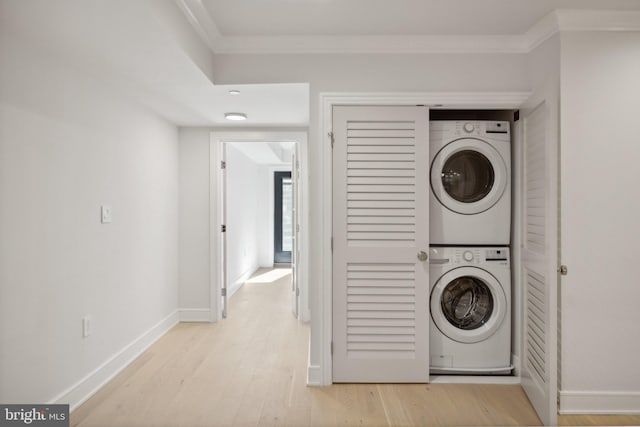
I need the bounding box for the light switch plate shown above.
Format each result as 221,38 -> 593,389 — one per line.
101,205 -> 112,224
82,316 -> 91,338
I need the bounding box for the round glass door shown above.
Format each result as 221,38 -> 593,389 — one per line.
442,150 -> 495,203
431,138 -> 507,215
440,276 -> 493,330
431,267 -> 506,343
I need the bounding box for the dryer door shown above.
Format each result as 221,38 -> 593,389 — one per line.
430,266 -> 506,343
430,138 -> 507,215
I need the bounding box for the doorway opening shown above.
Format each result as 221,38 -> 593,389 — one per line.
211,132 -> 308,323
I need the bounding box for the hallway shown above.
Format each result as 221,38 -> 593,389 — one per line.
71,268 -> 543,426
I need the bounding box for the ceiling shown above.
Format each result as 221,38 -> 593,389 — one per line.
201,0 -> 640,37
228,141 -> 294,166
4,1 -> 639,128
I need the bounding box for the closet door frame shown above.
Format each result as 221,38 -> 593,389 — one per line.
316,92 -> 532,387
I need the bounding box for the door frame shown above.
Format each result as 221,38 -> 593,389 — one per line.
316,92 -> 532,387
210,131 -> 309,322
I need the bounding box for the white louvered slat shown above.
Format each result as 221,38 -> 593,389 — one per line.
520,101 -> 559,426
346,121 -> 416,246
332,106 -> 429,383
525,104 -> 546,256
346,262 -> 416,357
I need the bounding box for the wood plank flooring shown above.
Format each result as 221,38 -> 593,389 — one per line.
70,268 -> 633,426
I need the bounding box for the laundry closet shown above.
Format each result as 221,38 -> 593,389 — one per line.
330,105 -> 549,394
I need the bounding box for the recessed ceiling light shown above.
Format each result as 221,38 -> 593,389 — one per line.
228,90 -> 241,95
225,112 -> 247,121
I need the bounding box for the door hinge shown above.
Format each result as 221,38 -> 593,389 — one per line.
220,160 -> 226,169
328,132 -> 334,148
514,110 -> 520,122
331,341 -> 333,355
331,237 -> 334,252
558,265 -> 568,276
221,224 -> 226,232
221,288 -> 227,297
296,224 -> 300,233
296,287 -> 300,297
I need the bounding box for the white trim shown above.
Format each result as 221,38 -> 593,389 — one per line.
212,34 -> 529,55
54,310 -> 179,412
174,0 -> 221,49
228,266 -> 259,298
555,9 -> 640,32
177,9 -> 640,55
317,91 -> 531,386
430,375 -> 520,385
210,131 -> 309,324
512,353 -> 521,378
559,391 -> 640,414
524,10 -> 561,52
307,365 -> 322,386
179,308 -> 212,322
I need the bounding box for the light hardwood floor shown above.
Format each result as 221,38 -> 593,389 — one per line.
70,268 -> 634,426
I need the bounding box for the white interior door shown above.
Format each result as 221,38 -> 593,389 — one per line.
332,105 -> 429,383
221,143 -> 228,319
291,145 -> 299,318
520,102 -> 558,425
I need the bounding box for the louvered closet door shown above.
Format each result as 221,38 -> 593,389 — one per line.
521,102 -> 558,426
332,105 -> 429,383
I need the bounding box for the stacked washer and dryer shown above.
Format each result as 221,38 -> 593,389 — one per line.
429,121 -> 513,375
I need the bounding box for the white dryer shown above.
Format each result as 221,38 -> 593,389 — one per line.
429,246 -> 512,375
430,121 -> 511,245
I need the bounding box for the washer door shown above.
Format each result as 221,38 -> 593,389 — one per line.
431,138 -> 507,215
431,266 -> 506,344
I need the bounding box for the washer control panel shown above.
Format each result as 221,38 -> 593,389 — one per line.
429,247 -> 510,267
431,120 -> 511,141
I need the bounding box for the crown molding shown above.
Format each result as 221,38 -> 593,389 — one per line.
212,34 -> 529,55
174,0 -> 221,49
176,5 -> 640,55
556,9 -> 640,32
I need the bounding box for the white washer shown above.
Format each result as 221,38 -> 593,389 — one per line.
429,246 -> 512,375
430,121 -> 511,245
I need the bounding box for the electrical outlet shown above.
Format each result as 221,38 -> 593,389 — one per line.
82,316 -> 91,338
101,205 -> 112,224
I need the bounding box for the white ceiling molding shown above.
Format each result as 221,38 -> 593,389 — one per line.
212,34 -> 529,55
318,92 -> 532,110
174,0 -> 221,50
176,5 -> 640,55
555,9 -> 640,32
523,10 -> 561,52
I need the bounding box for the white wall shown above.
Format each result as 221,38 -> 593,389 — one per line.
225,145 -> 261,295
211,52 -> 530,382
178,128 -> 212,319
559,31 -> 640,413
0,35 -> 179,405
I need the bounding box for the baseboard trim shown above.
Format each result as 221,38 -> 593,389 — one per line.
228,265 -> 259,298
53,310 -> 179,412
560,391 -> 640,414
430,375 -> 520,385
307,364 -> 322,386
179,308 -> 212,322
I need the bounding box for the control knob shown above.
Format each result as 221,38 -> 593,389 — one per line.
463,123 -> 475,133
463,250 -> 474,262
